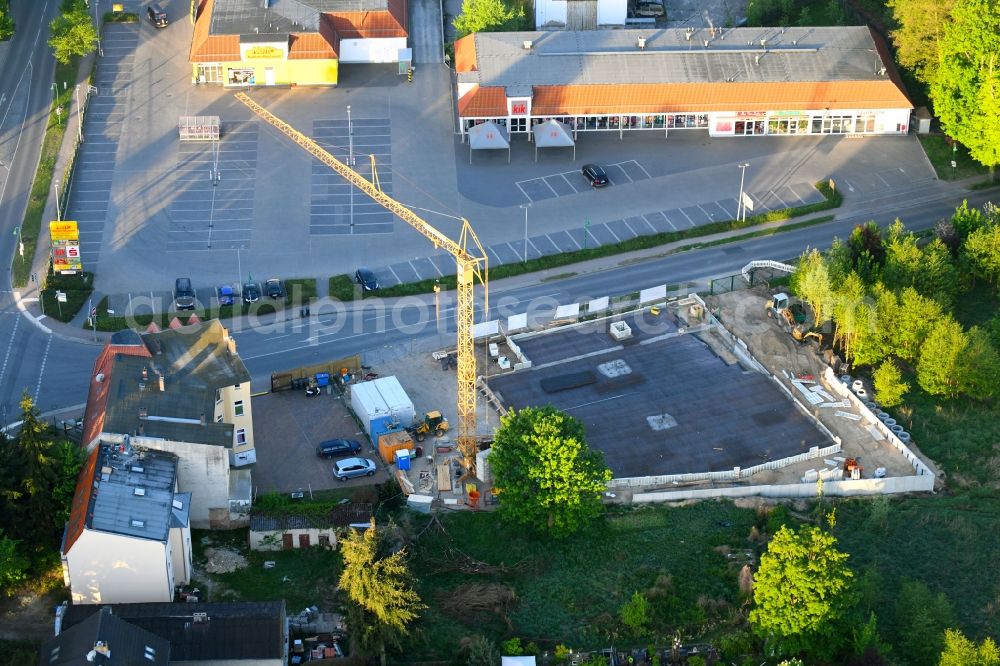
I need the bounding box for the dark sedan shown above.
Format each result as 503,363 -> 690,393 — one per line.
265,278 -> 285,299
316,438 -> 363,458
242,282 -> 261,304
355,268 -> 379,291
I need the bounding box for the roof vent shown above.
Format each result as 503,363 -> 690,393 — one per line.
878,67 -> 887,76
193,612 -> 209,623
522,40 -> 532,49
755,54 -> 760,65
139,407 -> 147,419
637,36 -> 646,50
760,38 -> 767,47
792,39 -> 797,45
685,29 -> 693,41
134,487 -> 146,497
703,39 -> 709,47
142,367 -> 148,381
130,519 -> 145,528
158,375 -> 165,392
96,373 -> 105,383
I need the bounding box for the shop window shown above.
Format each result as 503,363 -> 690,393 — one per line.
654,115 -> 665,128
510,117 -> 526,132
227,68 -> 255,85
697,114 -> 709,128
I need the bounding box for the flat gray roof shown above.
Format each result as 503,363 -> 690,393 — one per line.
210,0 -> 389,35
89,444 -> 183,542
465,26 -> 892,88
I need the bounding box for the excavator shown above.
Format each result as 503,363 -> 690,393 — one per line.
766,293 -> 822,345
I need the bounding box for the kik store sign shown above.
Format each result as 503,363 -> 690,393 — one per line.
50,221 -> 83,273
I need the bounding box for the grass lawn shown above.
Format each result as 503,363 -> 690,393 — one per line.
918,134 -> 990,181
40,271 -> 93,322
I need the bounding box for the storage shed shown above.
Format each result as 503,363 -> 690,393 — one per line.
249,505 -> 373,551
351,381 -> 391,435
372,376 -> 416,427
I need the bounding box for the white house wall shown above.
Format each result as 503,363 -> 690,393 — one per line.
169,525 -> 193,586
338,37 -> 407,63
536,0 -> 567,27
133,436 -> 231,529
67,530 -> 172,604
250,528 -> 338,551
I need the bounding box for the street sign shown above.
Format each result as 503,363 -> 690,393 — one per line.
50,221 -> 79,241
741,192 -> 755,212
56,291 -> 67,303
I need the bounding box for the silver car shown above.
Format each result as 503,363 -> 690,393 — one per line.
333,457 -> 377,481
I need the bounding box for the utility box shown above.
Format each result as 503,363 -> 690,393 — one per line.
914,106 -> 932,134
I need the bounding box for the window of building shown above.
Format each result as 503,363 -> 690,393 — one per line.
215,389 -> 222,404
228,68 -> 255,85
236,429 -> 247,445
234,400 -> 244,417
234,383 -> 241,390
217,415 -> 224,423
144,647 -> 157,661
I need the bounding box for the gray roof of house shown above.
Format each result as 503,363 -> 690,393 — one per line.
466,26 -> 892,88
102,320 -> 249,447
87,444 -> 185,543
210,0 -> 389,36
60,602 -> 287,662
41,605 -> 171,666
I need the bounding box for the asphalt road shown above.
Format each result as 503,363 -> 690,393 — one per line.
0,0 -> 99,424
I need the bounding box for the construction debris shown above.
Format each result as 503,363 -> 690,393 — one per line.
835,411 -> 862,421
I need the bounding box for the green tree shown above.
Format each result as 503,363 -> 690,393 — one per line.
930,0 -> 1000,180
892,287 -> 944,364
882,220 -> 923,292
50,441 -> 83,529
501,638 -> 524,655
0,530 -> 29,592
619,591 -> 650,636
453,0 -> 523,37
886,0 -> 957,84
952,200 -> 989,240
939,628 -> 1000,666
851,283 -> 898,367
957,326 -> 1000,398
891,580 -> 956,666
0,0 -> 14,41
749,525 -> 856,658
338,521 -> 425,666
465,635 -> 499,666
873,360 -> 910,407
831,272 -> 871,362
48,10 -> 98,64
917,317 -> 967,397
917,239 -> 960,309
847,222 -> 885,284
746,0 -> 797,26
964,222 -> 1000,284
790,248 -> 834,327
490,406 -> 611,538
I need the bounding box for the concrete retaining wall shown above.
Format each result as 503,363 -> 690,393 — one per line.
632,473 -> 934,502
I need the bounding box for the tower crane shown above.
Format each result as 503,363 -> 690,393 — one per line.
234,93 -> 489,475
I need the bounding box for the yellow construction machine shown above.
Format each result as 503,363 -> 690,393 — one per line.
407,411 -> 450,442
767,293 -> 822,345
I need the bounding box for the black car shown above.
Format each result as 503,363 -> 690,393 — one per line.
174,277 -> 195,310
147,3 -> 168,27
242,282 -> 261,304
355,268 -> 379,291
316,438 -> 363,458
265,278 -> 285,299
582,164 -> 610,187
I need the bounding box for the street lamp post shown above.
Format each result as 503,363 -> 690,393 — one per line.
236,246 -> 243,286
347,105 -> 354,167
55,179 -> 62,221
520,203 -> 530,263
736,162 -> 749,223
75,84 -> 83,143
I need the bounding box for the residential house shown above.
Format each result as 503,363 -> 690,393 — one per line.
81,322 -> 254,528
58,602 -> 287,666
40,606 -> 171,666
61,443 -> 193,604
249,504 -> 373,551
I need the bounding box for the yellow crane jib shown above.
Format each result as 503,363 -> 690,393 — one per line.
234,92 -> 489,475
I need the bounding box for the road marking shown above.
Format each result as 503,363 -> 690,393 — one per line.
664,215 -> 678,231
769,189 -> 789,208
611,165 -> 633,183
527,238 -> 543,257
514,181 -> 533,203
585,227 -> 601,246
34,335 -> 53,404
875,173 -> 890,187
633,160 -> 652,179
0,60 -> 33,212
604,224 -> 622,242
679,208 -> 697,227
641,215 -> 658,233
697,204 -> 714,220
540,178 -> 559,197
0,315 -> 20,389
385,264 -> 402,285
567,231 -> 582,250
621,219 -> 638,238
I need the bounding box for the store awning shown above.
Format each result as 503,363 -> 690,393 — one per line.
532,119 -> 575,161
468,121 -> 510,163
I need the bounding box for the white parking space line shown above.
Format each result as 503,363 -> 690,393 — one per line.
697,204 -> 715,220
641,215 -> 658,233
875,173 -> 891,187
611,165 -> 632,183
515,181 -> 534,203
679,209 -> 696,227
769,189 -> 789,208
567,232 -> 582,250
634,161 -> 652,178
585,227 -> 601,246
386,264 -> 403,284
666,217 -> 678,230
541,178 -> 559,197
604,224 -> 622,242
527,238 -> 543,256
621,219 -> 638,237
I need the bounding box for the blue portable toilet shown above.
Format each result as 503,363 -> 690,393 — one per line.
395,449 -> 411,470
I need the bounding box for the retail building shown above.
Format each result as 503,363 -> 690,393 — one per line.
190,0 -> 408,86
455,26 -> 912,142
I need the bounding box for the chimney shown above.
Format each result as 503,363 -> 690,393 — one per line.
142,367 -> 148,381
94,641 -> 111,657
158,375 -> 165,392
139,407 -> 148,419
755,54 -> 760,65
522,40 -> 532,50
637,36 -> 646,50
200,413 -> 207,426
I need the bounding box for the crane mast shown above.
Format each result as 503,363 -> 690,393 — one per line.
234,93 -> 488,474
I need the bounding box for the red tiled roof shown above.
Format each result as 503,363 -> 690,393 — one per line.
190,0 -> 241,62
326,0 -> 407,39
80,342 -> 153,451
63,446 -> 101,553
458,80 -> 912,117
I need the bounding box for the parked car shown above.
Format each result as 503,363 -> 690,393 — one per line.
174,277 -> 195,310
242,282 -> 261,304
316,438 -> 363,458
354,268 -> 379,291
634,0 -> 665,17
147,3 -> 168,27
333,457 -> 377,480
265,278 -> 285,299
582,163 -> 610,187
217,285 -> 235,306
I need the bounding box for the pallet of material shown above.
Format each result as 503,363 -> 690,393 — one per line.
436,464 -> 453,492
791,380 -> 824,405
395,470 -> 415,495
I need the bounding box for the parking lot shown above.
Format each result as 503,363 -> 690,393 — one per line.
515,160 -> 652,202
250,391 -> 387,494
489,310 -> 829,479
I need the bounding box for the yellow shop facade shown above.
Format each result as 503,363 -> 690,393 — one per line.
190,0 -> 408,87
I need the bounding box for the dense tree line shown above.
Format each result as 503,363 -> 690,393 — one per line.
0,396 -> 83,594
791,203 -> 1000,402
0,0 -> 13,41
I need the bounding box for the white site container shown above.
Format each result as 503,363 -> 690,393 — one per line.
351,381 -> 391,435
372,376 -> 416,428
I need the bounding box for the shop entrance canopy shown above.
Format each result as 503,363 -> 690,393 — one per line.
532,119 -> 575,161
468,121 -> 510,163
